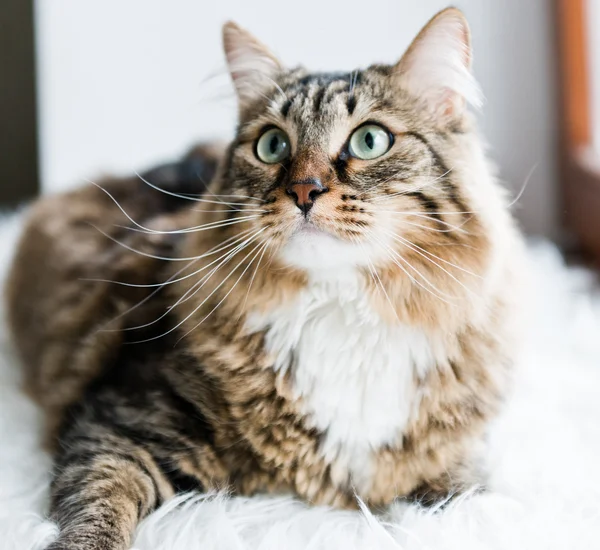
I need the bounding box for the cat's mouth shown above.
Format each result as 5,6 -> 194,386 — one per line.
279,219 -> 370,270
294,220 -> 329,239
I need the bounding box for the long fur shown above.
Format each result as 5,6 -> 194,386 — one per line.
2,211 -> 599,548
5,9 -> 526,550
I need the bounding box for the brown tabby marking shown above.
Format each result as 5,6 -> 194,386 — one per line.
6,9 -> 523,550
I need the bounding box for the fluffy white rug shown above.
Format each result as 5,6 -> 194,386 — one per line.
1,210 -> 600,550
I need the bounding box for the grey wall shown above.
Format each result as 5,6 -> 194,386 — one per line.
1,0 -> 38,206
469,1 -> 558,238
35,0 -> 558,237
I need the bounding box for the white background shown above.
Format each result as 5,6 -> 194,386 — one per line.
34,0 -> 557,237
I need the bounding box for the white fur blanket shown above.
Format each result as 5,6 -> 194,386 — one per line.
1,210 -> 599,550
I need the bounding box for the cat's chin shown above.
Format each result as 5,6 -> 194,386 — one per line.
279,223 -> 369,271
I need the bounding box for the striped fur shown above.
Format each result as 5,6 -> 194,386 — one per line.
6,9 -> 524,550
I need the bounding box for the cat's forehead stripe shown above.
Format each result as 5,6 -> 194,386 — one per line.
279,98 -> 292,118
295,71 -> 354,87
280,70 -> 364,118
312,86 -> 327,114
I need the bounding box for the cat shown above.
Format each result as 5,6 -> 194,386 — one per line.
6,8 -> 524,550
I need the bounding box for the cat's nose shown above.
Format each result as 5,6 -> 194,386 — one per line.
286,178 -> 327,215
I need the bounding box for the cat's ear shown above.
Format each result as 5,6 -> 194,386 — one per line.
223,21 -> 283,111
393,8 -> 482,121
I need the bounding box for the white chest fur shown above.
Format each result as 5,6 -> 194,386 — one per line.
246,271 -> 437,489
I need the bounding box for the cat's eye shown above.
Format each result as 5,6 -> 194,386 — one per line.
348,124 -> 392,160
255,128 -> 291,164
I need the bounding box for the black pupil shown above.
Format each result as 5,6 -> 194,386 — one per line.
364,131 -> 374,150
269,134 -> 280,155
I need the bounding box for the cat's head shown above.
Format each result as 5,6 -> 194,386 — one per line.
213,8 -> 509,283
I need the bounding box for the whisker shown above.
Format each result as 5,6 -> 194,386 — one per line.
111,228 -> 267,334
133,173 -> 261,207
356,240 -> 400,323
260,235 -> 280,275
346,220 -> 453,308
354,170 -> 410,199
368,168 -> 453,201
86,227 -> 258,288
382,230 -> 482,279
87,179 -> 261,235
368,163 -> 536,214
390,218 -> 469,235
506,162 -> 537,209
189,177 -> 267,211
128,237 -> 268,345
189,208 -> 267,214
370,235 -> 455,304
230,72 -> 281,107
378,211 -> 471,234
260,74 -> 289,103
97,258 -> 201,331
179,239 -> 272,343
238,237 -> 271,318
358,167 -> 453,200
173,228 -> 266,307
94,229 -> 257,329
90,225 -> 211,262
170,191 -> 265,202
174,222 -> 275,309
383,231 -> 481,298
113,214 -> 262,236
90,220 -> 262,263
348,69 -> 358,96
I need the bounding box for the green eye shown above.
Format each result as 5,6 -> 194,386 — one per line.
348,124 -> 392,160
256,128 -> 291,164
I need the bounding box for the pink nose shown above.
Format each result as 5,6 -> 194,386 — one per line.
286,178 -> 326,215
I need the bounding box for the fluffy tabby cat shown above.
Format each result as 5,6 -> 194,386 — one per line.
6,8 -> 523,550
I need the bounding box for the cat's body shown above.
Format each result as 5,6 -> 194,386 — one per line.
6,9 -> 524,550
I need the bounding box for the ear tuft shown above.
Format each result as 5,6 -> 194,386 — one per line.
222,21 -> 283,110
394,8 -> 482,120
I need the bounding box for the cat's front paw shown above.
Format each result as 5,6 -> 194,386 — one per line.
46,536 -> 125,550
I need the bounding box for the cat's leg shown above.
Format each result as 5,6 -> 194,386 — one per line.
408,457 -> 488,507
46,423 -> 174,550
